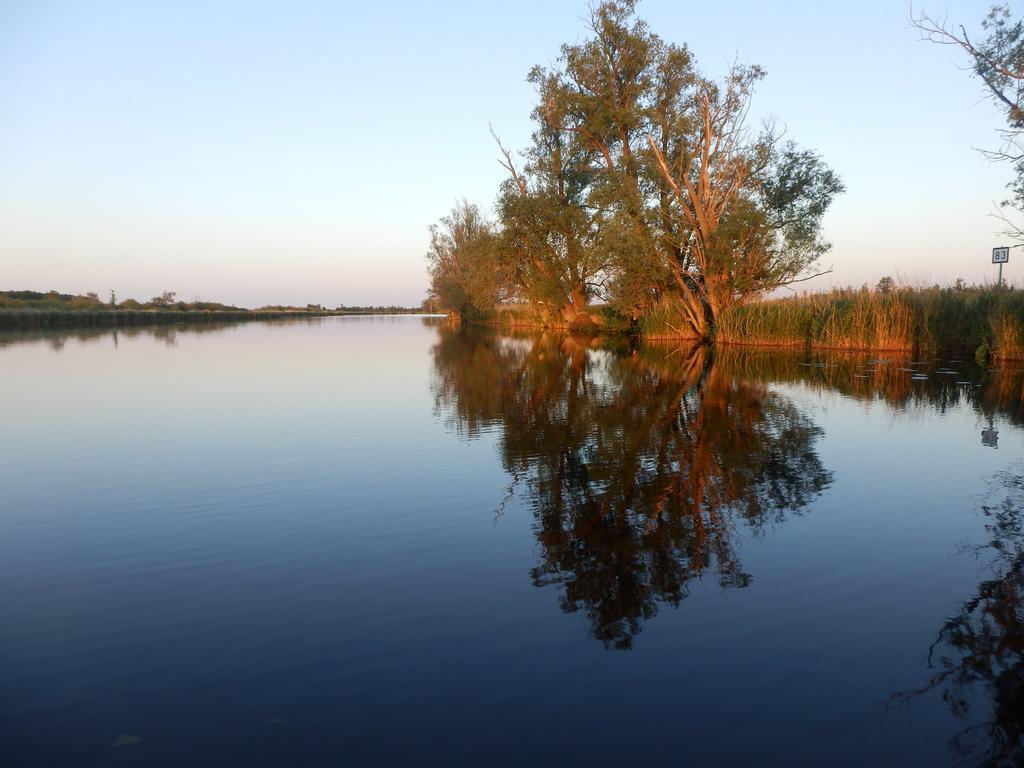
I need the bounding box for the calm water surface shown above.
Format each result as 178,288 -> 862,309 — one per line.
2,317 -> 1024,766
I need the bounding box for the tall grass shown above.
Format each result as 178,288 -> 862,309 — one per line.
481,286 -> 1024,360
714,286 -> 1024,360
637,299 -> 701,340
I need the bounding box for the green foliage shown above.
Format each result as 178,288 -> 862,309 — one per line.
149,290 -> 177,307
431,0 -> 842,337
495,83 -> 607,319
426,201 -> 505,318
976,340 -> 991,365
0,289 -> 251,313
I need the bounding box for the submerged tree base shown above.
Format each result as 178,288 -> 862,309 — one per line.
465,286 -> 1024,361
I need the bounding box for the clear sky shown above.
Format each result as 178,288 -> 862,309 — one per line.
0,0 -> 1015,307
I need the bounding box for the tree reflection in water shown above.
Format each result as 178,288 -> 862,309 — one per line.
431,326 -> 832,649
894,471 -> 1024,767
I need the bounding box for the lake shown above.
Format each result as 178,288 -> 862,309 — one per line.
2,316 -> 1023,766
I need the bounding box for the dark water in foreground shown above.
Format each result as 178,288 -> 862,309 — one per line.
3,317 -> 1024,766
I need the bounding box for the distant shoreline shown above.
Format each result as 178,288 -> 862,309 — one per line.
0,308 -> 433,330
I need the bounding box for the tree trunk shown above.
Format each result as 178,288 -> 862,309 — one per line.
560,286 -> 599,327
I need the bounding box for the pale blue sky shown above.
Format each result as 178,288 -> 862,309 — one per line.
0,0 -> 1015,306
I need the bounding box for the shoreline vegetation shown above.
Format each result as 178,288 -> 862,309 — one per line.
426,1 -> 845,345
423,1 -> 1024,362
0,290 -> 428,330
5,284 -> 1020,361
471,283 -> 1024,361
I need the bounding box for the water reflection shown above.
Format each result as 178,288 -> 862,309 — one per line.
432,327 -> 833,648
0,319 -> 327,351
0,323 -> 228,351
5,316 -> 1024,764
705,347 -> 1024,429
894,470 -> 1024,767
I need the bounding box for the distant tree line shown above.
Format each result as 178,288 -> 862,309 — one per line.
427,0 -> 843,340
0,289 -> 246,312
0,291 -> 429,316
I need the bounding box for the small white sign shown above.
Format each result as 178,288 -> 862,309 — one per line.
993,246 -> 1010,263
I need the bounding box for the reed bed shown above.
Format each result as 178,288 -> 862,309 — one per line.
481,287 -> 1024,360
713,286 -> 1024,360
637,299 -> 701,340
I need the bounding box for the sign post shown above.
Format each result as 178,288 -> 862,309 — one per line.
993,246 -> 1010,287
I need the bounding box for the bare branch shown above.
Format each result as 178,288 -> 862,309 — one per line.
490,124 -> 527,195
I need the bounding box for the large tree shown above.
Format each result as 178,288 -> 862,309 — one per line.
519,0 -> 842,338
494,66 -> 609,326
434,0 -> 842,337
646,66 -> 842,337
426,201 -> 504,320
556,1 -> 683,318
